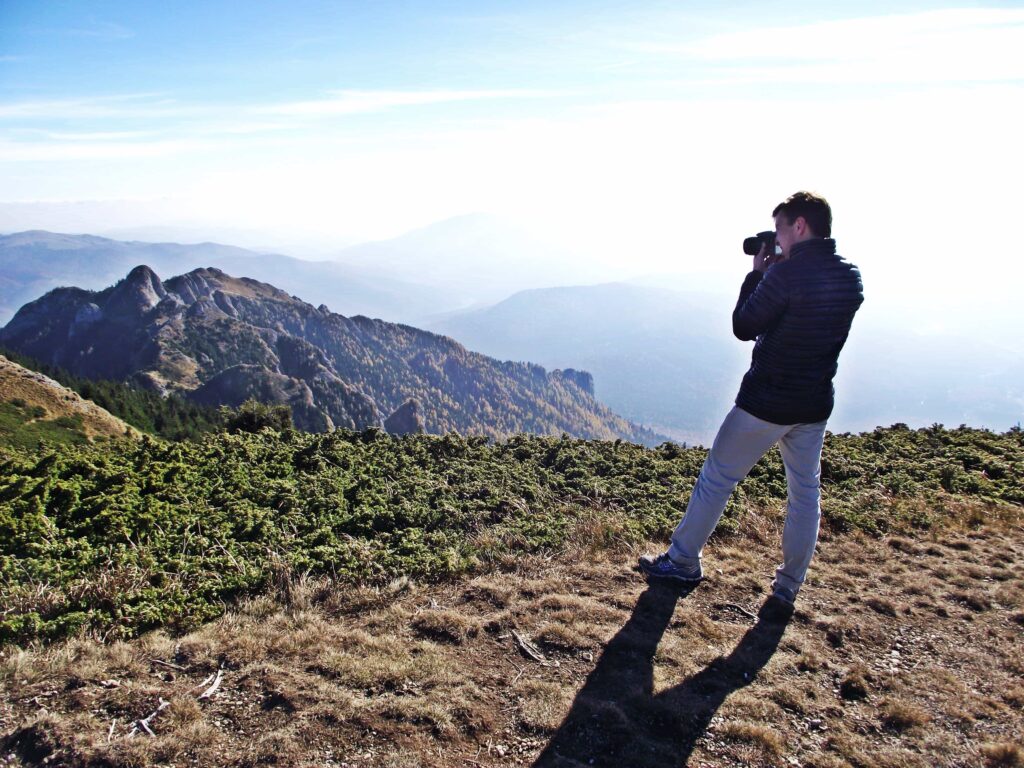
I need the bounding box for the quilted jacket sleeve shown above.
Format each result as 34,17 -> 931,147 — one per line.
732,268 -> 789,341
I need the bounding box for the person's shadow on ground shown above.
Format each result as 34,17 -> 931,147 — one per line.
532,579 -> 791,768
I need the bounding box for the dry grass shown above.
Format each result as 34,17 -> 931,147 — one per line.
2,525 -> 1023,767
459,578 -> 515,608
879,697 -> 931,732
515,679 -> 572,734
796,649 -> 825,672
996,581 -> 1024,609
534,622 -> 593,651
839,664 -> 871,701
1003,685 -> 1024,707
719,720 -> 784,757
981,742 -> 1024,768
865,596 -> 899,616
410,608 -> 479,644
316,630 -> 449,692
0,355 -> 139,439
950,589 -> 994,612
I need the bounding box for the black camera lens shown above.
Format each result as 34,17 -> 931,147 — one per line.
743,231 -> 775,256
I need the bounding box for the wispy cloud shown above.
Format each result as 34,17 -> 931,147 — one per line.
0,137 -> 219,162
0,93 -> 188,120
621,8 -> 1024,84
0,88 -> 565,164
254,88 -> 560,117
31,20 -> 134,40
0,88 -> 559,124
42,130 -> 160,142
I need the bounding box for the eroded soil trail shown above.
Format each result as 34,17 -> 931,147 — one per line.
2,521 -> 1022,767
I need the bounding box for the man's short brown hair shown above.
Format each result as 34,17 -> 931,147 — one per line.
773,191 -> 832,238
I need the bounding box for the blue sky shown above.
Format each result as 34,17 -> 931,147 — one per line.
1,0 -> 1023,332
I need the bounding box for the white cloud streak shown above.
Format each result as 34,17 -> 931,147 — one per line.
41,130 -> 160,141
253,88 -> 560,117
0,138 -> 220,162
0,94 -> 187,120
0,89 -> 558,123
0,88 -> 563,162
623,8 -> 1024,84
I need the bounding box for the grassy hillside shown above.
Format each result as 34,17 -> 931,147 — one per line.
1,423 -> 1020,645
1,348 -> 223,441
0,354 -> 138,449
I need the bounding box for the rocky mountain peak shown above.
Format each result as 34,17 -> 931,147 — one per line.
553,368 -> 595,397
384,399 -> 425,436
164,267 -> 292,306
104,264 -> 167,317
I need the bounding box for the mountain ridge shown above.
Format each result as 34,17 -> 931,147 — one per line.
0,265 -> 662,444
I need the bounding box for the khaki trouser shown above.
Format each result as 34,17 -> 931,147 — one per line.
668,406 -> 828,595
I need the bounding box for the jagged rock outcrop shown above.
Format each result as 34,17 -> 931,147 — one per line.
554,368 -> 595,397
69,303 -> 102,338
190,365 -> 333,432
384,399 -> 425,436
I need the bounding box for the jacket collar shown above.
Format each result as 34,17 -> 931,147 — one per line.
789,238 -> 836,260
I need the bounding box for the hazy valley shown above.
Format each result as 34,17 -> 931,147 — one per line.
3,227 -> 1021,445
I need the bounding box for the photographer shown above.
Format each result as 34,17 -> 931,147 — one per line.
640,191 -> 864,608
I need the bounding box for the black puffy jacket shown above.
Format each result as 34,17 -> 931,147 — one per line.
732,237 -> 863,425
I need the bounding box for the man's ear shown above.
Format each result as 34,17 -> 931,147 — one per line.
795,216 -> 808,236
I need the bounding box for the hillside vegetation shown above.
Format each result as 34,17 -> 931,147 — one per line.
0,355 -> 138,449
1,348 -> 223,441
0,426 -> 1022,767
1,422 -> 1020,646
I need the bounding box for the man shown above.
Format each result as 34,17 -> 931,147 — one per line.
639,191 -> 864,607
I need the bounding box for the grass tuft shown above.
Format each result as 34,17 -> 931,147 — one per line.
719,721 -> 784,757
981,742 -> 1024,768
516,679 -> 571,734
840,664 -> 871,701
880,697 -> 931,732
951,589 -> 994,612
410,609 -> 478,644
866,597 -> 899,616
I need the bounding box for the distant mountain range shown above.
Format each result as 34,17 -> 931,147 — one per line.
428,283 -> 748,444
0,230 -> 452,327
0,216 -> 615,328
330,213 -> 613,309
0,265 -> 660,444
432,283 -> 1024,442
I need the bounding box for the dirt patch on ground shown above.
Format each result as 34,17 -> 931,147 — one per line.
1,521 -> 1022,767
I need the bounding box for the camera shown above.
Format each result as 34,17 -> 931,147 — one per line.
743,230 -> 776,256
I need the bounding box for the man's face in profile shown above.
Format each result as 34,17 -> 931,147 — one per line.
774,213 -> 801,259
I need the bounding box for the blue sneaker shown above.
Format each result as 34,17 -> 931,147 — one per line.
770,582 -> 797,607
638,552 -> 703,582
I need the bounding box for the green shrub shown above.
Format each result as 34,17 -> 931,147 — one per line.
0,423 -> 1020,644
